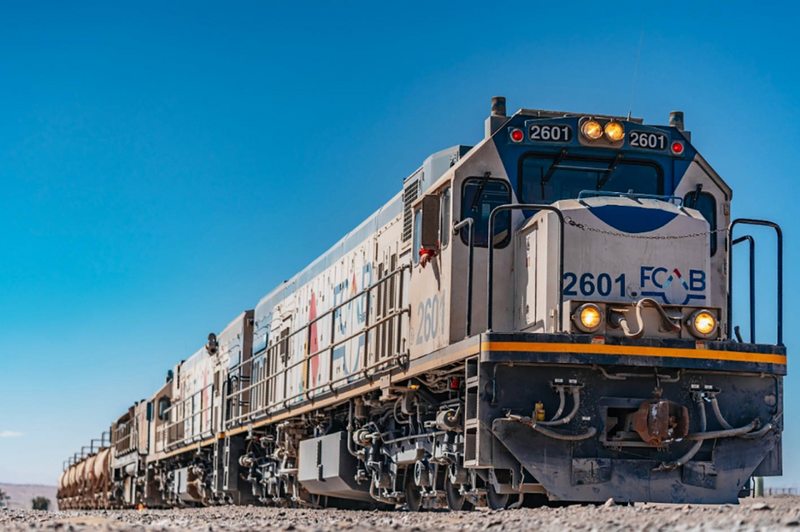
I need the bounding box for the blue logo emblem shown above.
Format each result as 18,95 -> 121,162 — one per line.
640,266 -> 706,305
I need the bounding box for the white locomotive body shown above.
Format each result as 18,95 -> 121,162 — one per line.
60,98 -> 785,509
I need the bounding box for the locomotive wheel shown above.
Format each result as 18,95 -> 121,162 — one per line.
444,475 -> 472,511
486,483 -> 510,510
404,471 -> 423,512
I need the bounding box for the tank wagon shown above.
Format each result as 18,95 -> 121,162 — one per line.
59,98 -> 785,510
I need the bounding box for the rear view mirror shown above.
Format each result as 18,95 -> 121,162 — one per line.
420,194 -> 441,249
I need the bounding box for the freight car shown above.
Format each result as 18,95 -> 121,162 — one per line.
58,97 -> 785,510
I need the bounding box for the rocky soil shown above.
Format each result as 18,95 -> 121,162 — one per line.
2,496 -> 799,531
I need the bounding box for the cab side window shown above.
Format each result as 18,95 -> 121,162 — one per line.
684,190 -> 717,255
157,397 -> 171,421
460,178 -> 511,248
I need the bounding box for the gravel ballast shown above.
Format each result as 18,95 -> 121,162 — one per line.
2,496 -> 799,531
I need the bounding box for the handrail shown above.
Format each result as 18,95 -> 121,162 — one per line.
276,351 -> 407,412
228,264 -> 409,376
223,307 -> 407,406
452,218 -> 474,337
487,204 -> 566,332
224,264 -> 409,426
727,219 -> 783,346
732,235 -> 755,343
158,382 -> 215,449
223,307 -> 407,427
62,431 -> 111,471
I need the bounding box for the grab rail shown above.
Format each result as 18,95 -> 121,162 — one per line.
452,217 -> 474,337
732,235 -> 755,343
727,219 -> 783,346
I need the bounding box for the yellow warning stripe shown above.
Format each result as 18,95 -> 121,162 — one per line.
480,341 -> 786,366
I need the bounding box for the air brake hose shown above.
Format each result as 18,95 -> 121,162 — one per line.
531,425 -> 597,441
538,387 -> 581,426
686,419 -> 759,440
549,386 -> 566,422
740,423 -> 774,439
710,396 -> 734,430
708,394 -> 776,439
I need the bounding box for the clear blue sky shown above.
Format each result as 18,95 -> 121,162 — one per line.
0,1 -> 797,488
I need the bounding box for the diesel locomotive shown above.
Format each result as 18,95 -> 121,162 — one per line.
58,97 -> 785,510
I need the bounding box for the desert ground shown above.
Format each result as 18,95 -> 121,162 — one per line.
1,496 -> 799,531
0,483 -> 58,511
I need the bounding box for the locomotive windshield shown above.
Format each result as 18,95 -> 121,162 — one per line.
518,152 -> 662,204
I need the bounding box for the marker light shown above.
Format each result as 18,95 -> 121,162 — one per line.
574,303 -> 603,333
581,119 -> 603,140
671,141 -> 685,155
510,128 -> 524,143
689,309 -> 717,338
604,121 -> 625,142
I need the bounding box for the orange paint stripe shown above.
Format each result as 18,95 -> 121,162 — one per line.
480,341 -> 786,366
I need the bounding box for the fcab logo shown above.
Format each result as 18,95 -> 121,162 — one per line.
639,266 -> 706,305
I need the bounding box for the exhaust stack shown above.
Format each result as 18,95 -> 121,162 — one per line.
669,110 -> 685,130
485,96 -> 508,138
669,110 -> 691,140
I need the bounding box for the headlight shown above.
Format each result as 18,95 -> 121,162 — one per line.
573,303 -> 603,333
604,121 -> 625,142
688,309 -> 718,338
581,119 -> 603,140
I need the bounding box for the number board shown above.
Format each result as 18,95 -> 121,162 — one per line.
528,123 -> 573,143
628,130 -> 668,151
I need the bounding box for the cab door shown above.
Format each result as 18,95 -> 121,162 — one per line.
408,185 -> 452,359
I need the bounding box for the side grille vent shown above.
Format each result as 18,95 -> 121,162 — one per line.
402,179 -> 420,242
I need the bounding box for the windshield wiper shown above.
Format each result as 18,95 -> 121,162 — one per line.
470,171 -> 491,212
541,148 -> 568,186
596,152 -> 625,190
